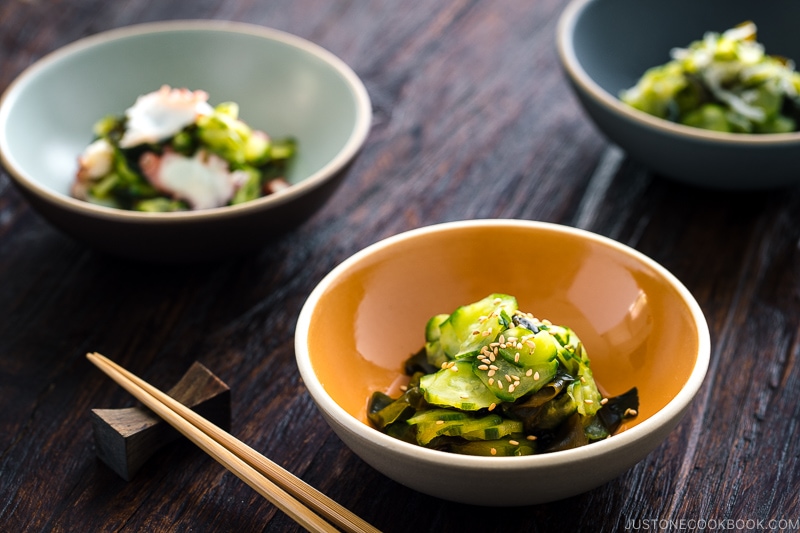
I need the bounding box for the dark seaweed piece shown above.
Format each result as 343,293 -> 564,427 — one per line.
367,387 -> 426,430
404,347 -> 438,376
519,372 -> 575,408
505,372 -> 576,433
368,391 -> 395,415
384,420 -> 418,444
508,393 -> 578,436
583,414 -> 610,441
538,413 -> 589,453
596,387 -> 639,435
511,314 -> 540,333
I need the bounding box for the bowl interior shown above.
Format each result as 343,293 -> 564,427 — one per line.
305,222 -> 701,434
571,0 -> 800,100
0,22 -> 364,199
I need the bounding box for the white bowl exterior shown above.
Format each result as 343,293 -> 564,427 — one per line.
295,220 -> 711,506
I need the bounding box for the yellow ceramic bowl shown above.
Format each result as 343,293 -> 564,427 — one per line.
295,220 -> 710,505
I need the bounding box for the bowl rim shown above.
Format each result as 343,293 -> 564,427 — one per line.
0,19 -> 372,225
556,0 -> 800,145
295,219 -> 711,471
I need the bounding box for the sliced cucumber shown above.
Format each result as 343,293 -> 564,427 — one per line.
424,313 -> 450,367
496,327 -> 559,367
568,364 -> 603,417
438,294 -> 517,359
406,408 -> 469,425
461,418 -> 523,441
420,360 -> 501,410
448,436 -> 536,457
366,293 -> 638,457
425,313 -> 450,342
474,355 -> 558,402
407,410 -> 502,446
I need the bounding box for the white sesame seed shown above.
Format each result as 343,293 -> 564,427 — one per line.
489,403 -> 497,411
526,435 -> 537,441
491,447 -> 497,455
489,378 -> 495,385
504,374 -> 513,383
600,398 -> 609,405
436,420 -> 445,425
478,364 -> 489,371
509,440 -> 519,446
526,369 -> 533,377
533,372 -> 540,380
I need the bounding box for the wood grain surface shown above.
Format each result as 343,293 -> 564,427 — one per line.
1,1 -> 799,532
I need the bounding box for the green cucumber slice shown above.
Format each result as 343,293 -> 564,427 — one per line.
419,361 -> 501,410
448,436 -> 536,457
438,294 -> 517,359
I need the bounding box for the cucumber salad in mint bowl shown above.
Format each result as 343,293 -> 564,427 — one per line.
557,0 -> 800,189
295,220 -> 710,506
0,20 -> 371,261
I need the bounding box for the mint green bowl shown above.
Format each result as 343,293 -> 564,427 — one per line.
0,20 -> 371,261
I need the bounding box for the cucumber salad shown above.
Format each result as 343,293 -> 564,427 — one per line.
72,85 -> 296,212
368,294 -> 638,456
620,22 -> 800,133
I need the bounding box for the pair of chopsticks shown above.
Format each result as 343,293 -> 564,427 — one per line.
86,352 -> 380,533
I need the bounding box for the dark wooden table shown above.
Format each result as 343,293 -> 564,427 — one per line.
2,1 -> 799,532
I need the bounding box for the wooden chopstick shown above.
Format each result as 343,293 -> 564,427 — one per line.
86,352 -> 380,533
